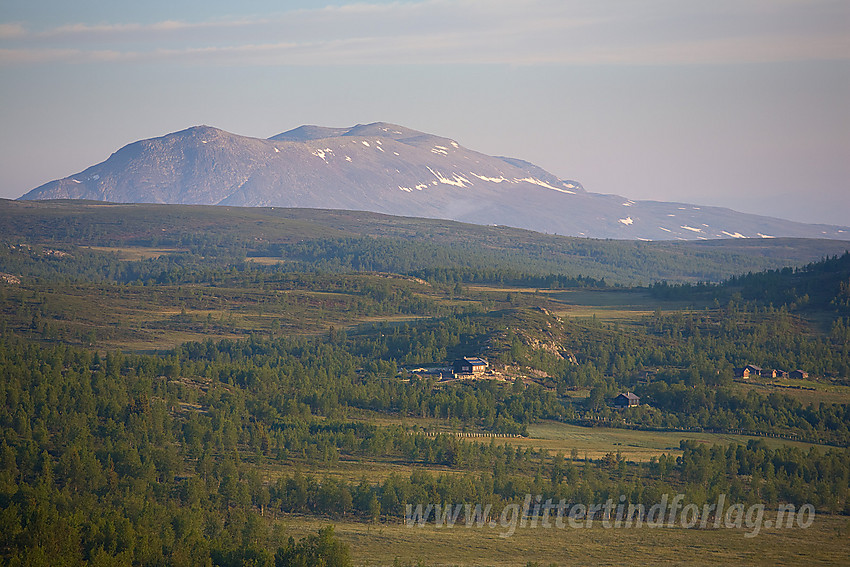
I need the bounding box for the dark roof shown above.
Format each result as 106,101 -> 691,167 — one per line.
462,357 -> 488,366
617,392 -> 640,401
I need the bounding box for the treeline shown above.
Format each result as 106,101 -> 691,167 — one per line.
729,252 -> 850,313
0,241 -> 245,286
649,251 -> 850,313
270,437 -> 850,521
1,237 -> 606,291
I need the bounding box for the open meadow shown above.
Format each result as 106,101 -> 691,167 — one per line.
280,514 -> 850,566
347,414 -> 832,463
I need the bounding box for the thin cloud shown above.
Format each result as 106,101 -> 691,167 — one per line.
41,18 -> 265,39
1,0 -> 848,67
0,23 -> 27,39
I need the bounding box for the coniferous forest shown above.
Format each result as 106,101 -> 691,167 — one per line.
1,201 -> 849,565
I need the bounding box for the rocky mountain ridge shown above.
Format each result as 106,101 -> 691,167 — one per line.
20,122 -> 850,241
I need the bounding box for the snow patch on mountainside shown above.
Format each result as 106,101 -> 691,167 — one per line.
517,177 -> 575,194
427,167 -> 471,188
311,149 -> 332,162
398,182 -> 431,193
471,173 -> 509,183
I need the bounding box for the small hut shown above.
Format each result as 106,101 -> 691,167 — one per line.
613,392 -> 640,408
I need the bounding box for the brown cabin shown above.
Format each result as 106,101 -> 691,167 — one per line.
735,364 -> 763,379
613,392 -> 640,408
453,357 -> 488,376
789,369 -> 809,380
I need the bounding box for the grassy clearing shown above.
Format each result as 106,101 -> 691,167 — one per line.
465,286 -> 711,325
460,421 -> 829,462
346,414 -> 830,462
252,456 -> 468,487
543,288 -> 706,310
279,514 -> 850,566
86,246 -> 187,260
245,256 -> 286,265
542,289 -> 714,328
523,421 -> 827,461
732,380 -> 850,406
552,307 -> 655,324
347,315 -> 434,329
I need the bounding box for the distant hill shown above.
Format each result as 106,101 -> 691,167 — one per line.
2,199 -> 848,285
19,122 -> 850,241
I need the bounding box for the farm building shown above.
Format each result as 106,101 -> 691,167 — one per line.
453,357 -> 488,376
789,369 -> 809,379
734,364 -> 763,379
613,392 -> 640,408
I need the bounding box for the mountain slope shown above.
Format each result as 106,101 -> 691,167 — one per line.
20,122 -> 850,241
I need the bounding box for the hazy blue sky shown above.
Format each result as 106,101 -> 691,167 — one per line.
2,0 -> 848,225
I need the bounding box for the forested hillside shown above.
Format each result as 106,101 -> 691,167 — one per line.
2,199 -> 848,285
2,301 -> 849,563
1,202 -> 849,565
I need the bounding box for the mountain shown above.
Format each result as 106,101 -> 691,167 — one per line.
19,122 -> 850,241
